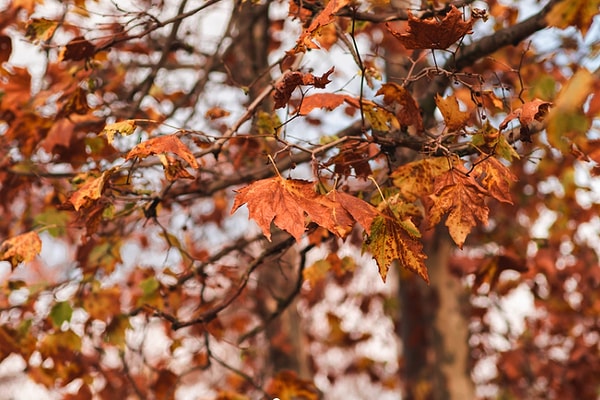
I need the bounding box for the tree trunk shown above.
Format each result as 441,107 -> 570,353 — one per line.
398,227 -> 474,400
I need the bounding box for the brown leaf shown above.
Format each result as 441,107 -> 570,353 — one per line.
0,231 -> 42,269
126,135 -> 199,169
328,141 -> 374,178
425,166 -> 489,248
0,35 -> 12,64
59,36 -> 96,61
435,94 -> 470,131
158,154 -> 195,181
376,83 -> 423,132
366,210 -> 428,283
472,157 -> 517,204
273,68 -> 335,109
387,5 -> 473,50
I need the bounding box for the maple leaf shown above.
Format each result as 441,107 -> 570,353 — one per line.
546,0 -> 600,36
365,209 -> 428,283
391,157 -> 452,202
298,93 -> 356,115
387,5 -> 473,50
158,154 -> 195,181
294,0 -> 351,51
0,231 -> 42,269
101,120 -> 137,144
232,177 -> 347,241
328,141 -> 374,178
361,100 -> 400,132
25,18 -> 58,42
425,166 -> 489,248
126,134 -> 199,169
68,170 -> 112,211
472,157 -> 517,204
376,83 -> 423,132
435,94 -> 470,131
326,190 -> 380,235
273,67 -> 335,109
499,98 -> 552,142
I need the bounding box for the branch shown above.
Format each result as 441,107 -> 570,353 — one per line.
421,0 -> 561,118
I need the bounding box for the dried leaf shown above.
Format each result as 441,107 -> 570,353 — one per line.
101,120 -> 137,144
499,99 -> 552,142
0,231 -> 42,269
298,93 -> 356,115
362,100 -> 399,132
273,68 -> 335,109
68,171 -> 111,211
376,83 -> 423,132
435,94 -> 470,131
59,36 -> 95,61
126,135 -> 199,169
232,177 -> 377,241
294,0 -> 351,51
25,18 -> 58,42
391,157 -> 452,202
0,35 -> 12,64
366,209 -> 428,283
472,157 -> 517,204
426,166 -> 489,248
387,5 -> 473,49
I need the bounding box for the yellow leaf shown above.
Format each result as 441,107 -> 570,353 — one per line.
0,231 -> 42,269
365,210 -> 428,283
391,157 -> 452,202
546,0 -> 600,36
101,120 -> 137,144
25,18 -> 58,42
435,94 -> 470,131
546,69 -> 596,152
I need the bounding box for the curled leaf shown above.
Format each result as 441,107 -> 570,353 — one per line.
126,134 -> 199,169
0,231 -> 42,269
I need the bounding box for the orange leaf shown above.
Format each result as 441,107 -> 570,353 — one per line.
499,98 -> 552,142
298,93 -> 356,115
0,231 -> 42,269
266,370 -> 320,400
435,94 -> 470,131
68,171 -> 111,211
376,83 -> 423,132
326,190 -> 380,235
231,177 -> 353,241
472,157 -> 517,204
158,154 -> 195,181
294,0 -> 351,51
425,166 -> 489,248
365,210 -> 428,283
546,0 -> 600,36
126,135 -> 199,169
387,5 -> 473,50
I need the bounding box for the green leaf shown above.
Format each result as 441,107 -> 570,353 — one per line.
49,301 -> 73,327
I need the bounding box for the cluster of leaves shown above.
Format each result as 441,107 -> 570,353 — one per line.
0,0 -> 599,399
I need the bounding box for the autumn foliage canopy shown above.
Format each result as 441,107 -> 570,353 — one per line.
0,0 -> 599,399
